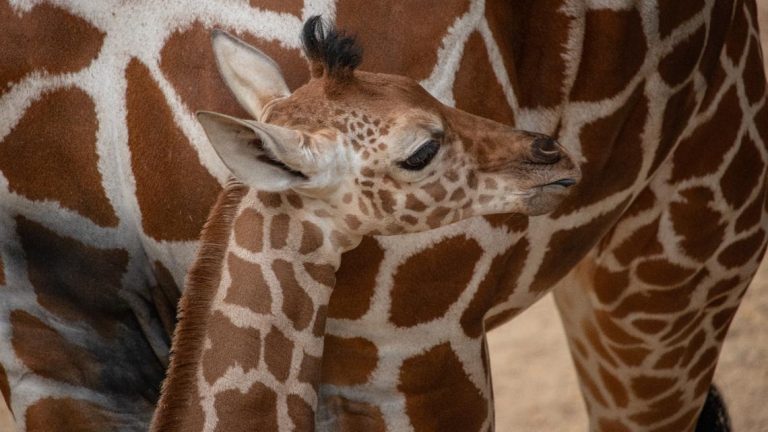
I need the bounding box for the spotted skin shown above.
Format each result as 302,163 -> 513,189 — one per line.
152,22 -> 577,430
0,1 -> 766,431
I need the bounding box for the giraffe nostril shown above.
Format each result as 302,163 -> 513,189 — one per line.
531,137 -> 561,164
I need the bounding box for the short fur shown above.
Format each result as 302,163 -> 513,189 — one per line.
150,179 -> 248,432
301,15 -> 362,80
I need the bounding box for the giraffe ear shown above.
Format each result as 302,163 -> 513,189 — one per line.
211,30 -> 291,118
197,111 -> 314,191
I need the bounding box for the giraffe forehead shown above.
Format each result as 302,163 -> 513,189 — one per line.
268,69 -> 443,127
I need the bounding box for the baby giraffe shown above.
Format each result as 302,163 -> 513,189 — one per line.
151,17 -> 579,432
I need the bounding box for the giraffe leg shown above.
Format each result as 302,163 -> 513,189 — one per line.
552,174 -> 767,431
553,261 -> 752,431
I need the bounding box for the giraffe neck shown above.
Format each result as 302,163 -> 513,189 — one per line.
152,181 -> 359,432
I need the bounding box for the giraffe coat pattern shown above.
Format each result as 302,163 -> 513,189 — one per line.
0,0 -> 767,431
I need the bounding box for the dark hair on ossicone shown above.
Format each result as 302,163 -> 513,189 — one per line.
301,15 -> 362,80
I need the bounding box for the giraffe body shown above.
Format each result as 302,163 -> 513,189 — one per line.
153,20 -> 578,431
1,1 -> 767,431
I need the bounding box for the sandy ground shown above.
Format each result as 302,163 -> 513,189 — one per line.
1,4 -> 767,432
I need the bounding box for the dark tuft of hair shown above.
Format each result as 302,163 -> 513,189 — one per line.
301,15 -> 362,80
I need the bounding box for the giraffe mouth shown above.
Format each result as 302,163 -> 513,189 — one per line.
544,178 -> 577,188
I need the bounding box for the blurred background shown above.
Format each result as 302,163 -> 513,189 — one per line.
1,3 -> 767,432
489,4 -> 768,431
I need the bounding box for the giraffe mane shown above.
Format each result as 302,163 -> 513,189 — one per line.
151,179 -> 248,432
301,15 -> 362,81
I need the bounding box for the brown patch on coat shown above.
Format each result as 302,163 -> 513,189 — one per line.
234,208 -> 264,252
583,321 -> 618,367
15,216 -> 128,336
531,200 -> 629,292
0,88 -> 118,226
321,336 -> 378,386
658,0 -> 707,38
258,191 -> 283,208
595,310 -> 642,345
650,407 -> 700,432
454,32 -> 515,124
269,214 -> 290,249
635,259 -> 696,287
688,347 -> 719,380
11,310 -> 101,389
598,366 -> 628,408
659,26 -> 706,86
298,352 -> 323,392
698,0 -> 735,105
126,59 -> 221,241
632,319 -> 667,334
462,239 -> 528,337
629,390 -> 685,426
613,218 -> 663,267
264,326 -> 294,382
616,269 -> 706,319
592,265 -> 631,305
304,262 -> 336,288
213,384 -> 278,432
718,229 -> 766,268
671,86 -> 742,182
707,276 -> 741,302
570,7 -> 647,101
651,82 -> 698,174
331,237 -> 385,320
26,397 -> 115,432
248,0 -> 303,17
654,346 -> 686,369
743,37 -> 767,104
272,259 -> 314,331
555,86 -> 646,215
404,194 -> 427,212
201,311 -> 261,384
299,221 -> 324,254
726,1 -> 750,62
390,235 -> 483,327
681,330 -> 706,367
720,135 -> 763,209
336,0 -> 470,81
225,253 -> 271,314
0,3 -> 104,92
611,346 -> 651,367
398,343 -> 487,432
485,0 -> 571,108
736,187 -> 766,233
669,187 -> 726,261
287,394 -> 314,431
630,375 -> 677,399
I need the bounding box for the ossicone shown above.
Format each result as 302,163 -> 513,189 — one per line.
301,15 -> 363,81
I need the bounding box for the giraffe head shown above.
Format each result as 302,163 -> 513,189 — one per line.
198,17 -> 581,236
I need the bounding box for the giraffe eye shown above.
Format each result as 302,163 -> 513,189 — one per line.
399,140 -> 440,171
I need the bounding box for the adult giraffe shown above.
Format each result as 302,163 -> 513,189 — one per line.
0,1 -> 766,432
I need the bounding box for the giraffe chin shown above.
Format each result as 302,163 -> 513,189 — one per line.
522,181 -> 578,216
